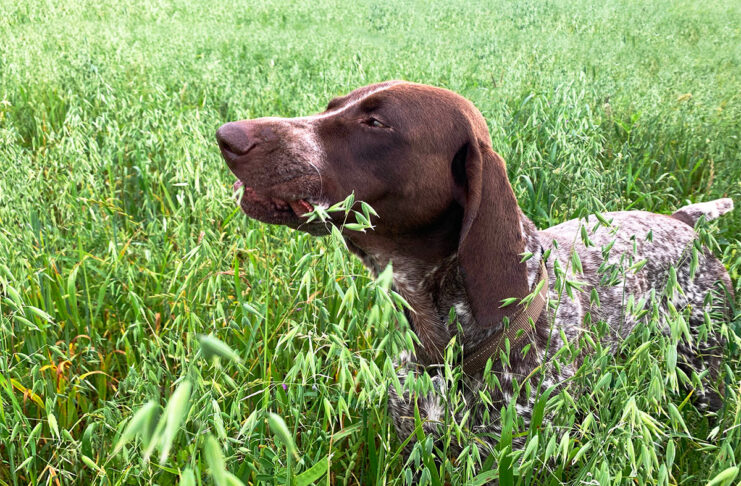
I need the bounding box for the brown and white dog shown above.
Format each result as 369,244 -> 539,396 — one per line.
216,81 -> 734,451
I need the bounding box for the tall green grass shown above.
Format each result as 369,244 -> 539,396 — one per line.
1,0 -> 740,484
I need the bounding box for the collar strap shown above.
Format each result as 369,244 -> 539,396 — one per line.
461,259 -> 549,376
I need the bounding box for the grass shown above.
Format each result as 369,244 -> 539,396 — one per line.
1,0 -> 740,484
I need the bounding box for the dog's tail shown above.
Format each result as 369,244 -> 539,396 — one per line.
671,198 -> 734,227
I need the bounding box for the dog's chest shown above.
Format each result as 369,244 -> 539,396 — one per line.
386,254 -> 485,351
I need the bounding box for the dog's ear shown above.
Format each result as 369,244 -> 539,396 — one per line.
454,140 -> 530,329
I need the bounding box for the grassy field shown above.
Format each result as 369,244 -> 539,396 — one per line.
2,0 -> 741,484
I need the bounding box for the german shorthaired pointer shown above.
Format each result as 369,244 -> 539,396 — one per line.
216,81 -> 734,453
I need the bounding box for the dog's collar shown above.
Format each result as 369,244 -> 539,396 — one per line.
461,259 -> 549,376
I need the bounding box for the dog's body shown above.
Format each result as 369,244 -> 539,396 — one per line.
216,81 -> 734,453
389,207 -> 733,450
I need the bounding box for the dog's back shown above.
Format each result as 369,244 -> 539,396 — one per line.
540,200 -> 734,408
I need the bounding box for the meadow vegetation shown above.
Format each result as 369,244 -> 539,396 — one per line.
1,0 -> 740,484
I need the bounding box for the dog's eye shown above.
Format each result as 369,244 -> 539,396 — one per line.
365,117 -> 388,129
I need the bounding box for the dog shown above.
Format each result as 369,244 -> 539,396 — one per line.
216,80 -> 734,455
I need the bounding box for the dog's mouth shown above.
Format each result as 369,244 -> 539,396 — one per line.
233,179 -> 328,232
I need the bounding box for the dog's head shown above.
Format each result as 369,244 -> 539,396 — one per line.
217,82 -> 484,235
216,81 -> 528,332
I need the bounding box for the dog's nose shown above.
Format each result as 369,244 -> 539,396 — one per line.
216,122 -> 253,155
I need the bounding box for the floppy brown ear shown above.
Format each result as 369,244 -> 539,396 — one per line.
457,141 -> 530,330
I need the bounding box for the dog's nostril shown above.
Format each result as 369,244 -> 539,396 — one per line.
216,122 -> 252,155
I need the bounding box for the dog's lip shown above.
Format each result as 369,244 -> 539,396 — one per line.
233,179 -> 317,218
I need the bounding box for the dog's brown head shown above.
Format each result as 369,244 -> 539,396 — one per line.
217,81 -> 483,235
216,81 -> 529,351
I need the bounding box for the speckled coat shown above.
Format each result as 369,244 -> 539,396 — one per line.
387,204 -> 734,452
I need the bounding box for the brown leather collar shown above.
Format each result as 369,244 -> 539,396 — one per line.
461,259 -> 549,376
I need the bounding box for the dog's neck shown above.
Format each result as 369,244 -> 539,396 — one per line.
347,210 -> 543,363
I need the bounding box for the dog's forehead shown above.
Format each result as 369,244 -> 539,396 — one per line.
327,81 -> 469,113
325,81 -> 400,110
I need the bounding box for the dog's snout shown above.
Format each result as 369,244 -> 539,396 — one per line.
216,122 -> 253,156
